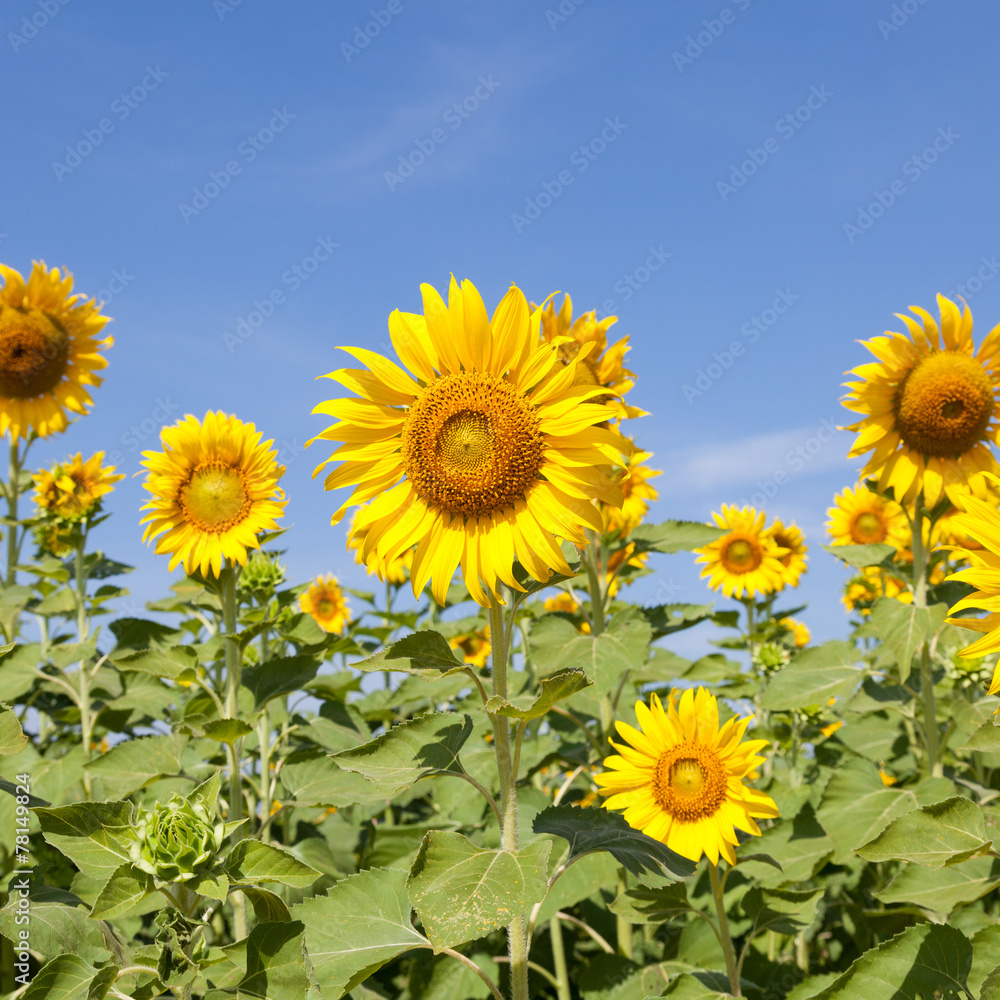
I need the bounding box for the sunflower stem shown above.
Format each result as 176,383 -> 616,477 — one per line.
548,916 -> 572,1000
615,868 -> 633,959
75,527 -> 95,797
583,531 -> 607,636
488,594 -> 529,1000
910,496 -> 942,777
5,437 -> 25,591
710,862 -> 740,997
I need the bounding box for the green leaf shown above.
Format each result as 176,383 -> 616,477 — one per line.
241,886 -> 292,923
761,641 -> 865,710
407,830 -> 551,952
35,801 -> 138,881
89,862 -> 156,919
870,599 -> 947,684
629,520 -> 725,554
742,887 -> 822,936
736,806 -> 833,887
802,923 -> 971,1000
857,796 -> 994,868
0,705 -> 27,756
236,920 -> 310,1000
330,712 -> 473,796
110,646 -> 196,680
533,805 -> 696,882
204,719 -> 254,744
353,630 -> 468,679
0,643 -> 40,701
535,852 -> 619,924
109,617 -> 181,649
242,654 -> 321,711
280,749 -> 389,808
21,954 -> 118,1000
639,603 -> 715,641
484,669 -> 591,720
660,971 -> 734,999
83,733 -> 188,799
225,839 -> 320,889
608,881 -> 692,924
961,719 -> 1000,752
293,867 -> 429,999
875,856 -> 1000,914
822,542 -> 896,568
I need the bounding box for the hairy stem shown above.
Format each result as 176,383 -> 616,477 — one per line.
710,863 -> 740,997
910,497 -> 941,776
548,916 -> 572,1000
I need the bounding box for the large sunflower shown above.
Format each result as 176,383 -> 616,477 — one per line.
311,278 -> 631,607
694,505 -> 787,599
826,485 -> 910,549
0,262 -> 113,440
771,519 -> 808,589
596,687 -> 778,865
843,295 -> 1000,507
140,412 -> 286,577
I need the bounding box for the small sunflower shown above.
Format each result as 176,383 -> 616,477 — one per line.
0,262 -> 113,440
771,519 -> 808,588
311,278 -> 632,608
596,687 -> 779,865
33,451 -> 123,520
779,617 -> 810,647
448,626 -> 491,667
826,485 -> 910,549
300,575 -> 351,634
543,591 -> 591,632
694,506 -> 787,599
140,412 -> 286,577
843,295 -> 1000,507
841,567 -> 911,615
604,445 -> 661,536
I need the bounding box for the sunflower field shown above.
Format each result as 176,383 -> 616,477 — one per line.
3,265 -> 1000,1000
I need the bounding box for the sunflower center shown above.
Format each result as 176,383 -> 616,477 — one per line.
852,510 -> 887,544
401,371 -> 544,517
180,463 -> 251,532
894,352 -> 995,458
721,537 -> 760,573
652,743 -> 728,822
317,598 -> 336,617
0,307 -> 71,399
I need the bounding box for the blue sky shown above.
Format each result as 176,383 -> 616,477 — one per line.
2,0 -> 998,653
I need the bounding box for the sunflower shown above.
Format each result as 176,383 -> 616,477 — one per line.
842,566 -> 911,614
596,687 -> 778,866
300,575 -> 351,634
843,295 -> 1000,507
604,446 -> 661,536
311,278 -> 631,607
536,294 -> 643,420
543,591 -> 591,632
0,262 -> 113,440
448,626 -> 491,667
826,485 -> 910,550
694,506 -> 787,599
33,451 -> 123,520
771,519 -> 808,588
140,411 -> 286,577
779,617 -> 810,647
349,513 -> 413,585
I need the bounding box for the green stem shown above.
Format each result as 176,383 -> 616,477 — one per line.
75,530 -> 94,797
5,438 -> 23,589
488,595 -> 528,1000
548,916 -> 572,1000
615,868 -> 633,959
583,531 -> 607,636
910,497 -> 941,776
710,863 -> 740,997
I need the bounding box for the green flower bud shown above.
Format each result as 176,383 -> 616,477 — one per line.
755,641 -> 789,672
238,549 -> 286,597
131,794 -> 223,883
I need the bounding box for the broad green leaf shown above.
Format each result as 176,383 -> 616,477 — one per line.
857,796 -> 993,868
0,643 -> 43,702
89,862 -> 156,919
293,867 -> 429,999
822,542 -> 895,568
280,749 -> 390,808
242,654 -> 321,711
204,719 -> 254,744
983,967 -> 1000,1000
225,839 -> 320,890
970,926 -> 1000,998
609,881 -> 691,924
35,801 -> 138,881
638,603 -> 715,641
742,887 -> 822,936
408,830 -> 551,952
761,641 -> 865,710
241,886 -> 292,923
659,971 -> 734,999
110,644 -> 198,680
961,719 -> 1000,752
84,733 -> 188,799
870,599 -> 947,684
533,805 -> 696,882
816,760 -> 917,863
736,806 -> 833,886
876,856 -> 1000,913
409,950 -> 499,1000
331,712 -> 472,796
629,520 -> 725,554
353,630 -> 468,679
21,954 -> 118,1000
237,920 -> 310,1000
109,616 -> 181,648
0,705 -> 27,756
803,923 -> 971,1000
535,851 -> 620,924
484,669 -> 591,720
